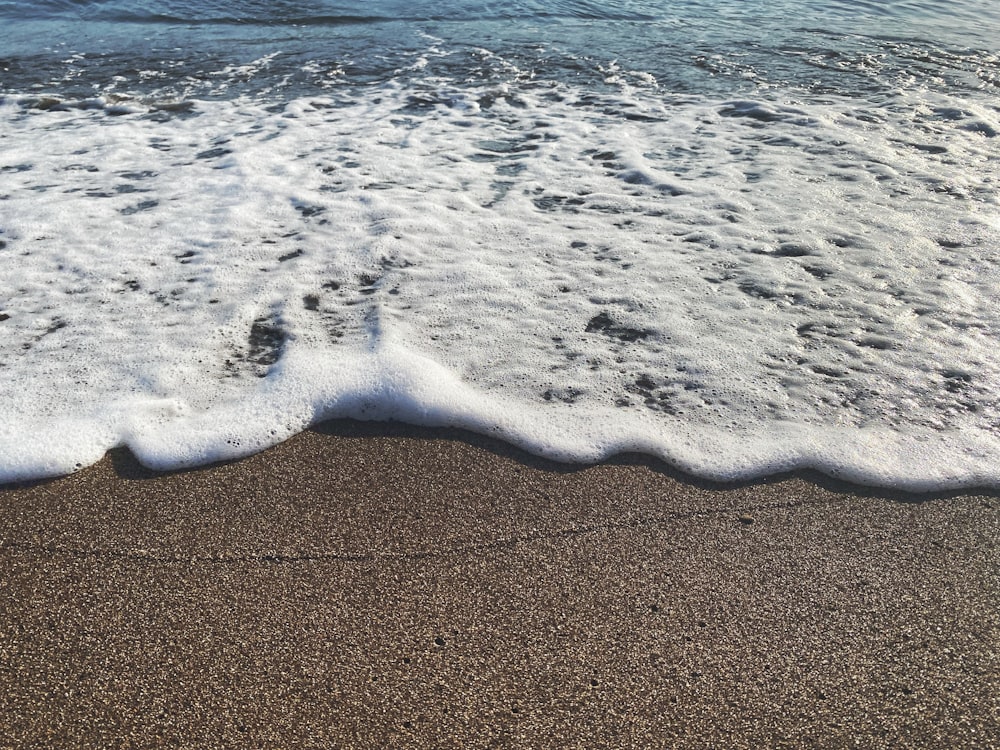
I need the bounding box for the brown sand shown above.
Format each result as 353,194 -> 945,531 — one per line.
1,419 -> 998,749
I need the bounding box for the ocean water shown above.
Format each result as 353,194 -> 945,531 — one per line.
1,1 -> 999,489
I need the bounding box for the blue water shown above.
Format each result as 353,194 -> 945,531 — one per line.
3,0 -> 999,102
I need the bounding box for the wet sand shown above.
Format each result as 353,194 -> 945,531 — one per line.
1,420 -> 998,748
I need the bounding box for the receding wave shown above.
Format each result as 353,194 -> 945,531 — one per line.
1,70 -> 998,489
2,3 -> 999,491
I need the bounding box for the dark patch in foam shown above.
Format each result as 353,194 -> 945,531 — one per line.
618,170 -> 683,195
810,364 -> 849,378
593,246 -> 624,265
802,264 -> 834,280
358,273 -> 381,295
737,281 -> 780,300
474,138 -> 540,158
657,183 -> 687,197
621,170 -> 653,186
380,256 -> 413,270
908,142 -> 948,154
118,170 -> 158,180
827,236 -> 859,249
62,164 -> 99,173
495,162 -> 526,177
585,312 -> 651,342
719,102 -> 786,123
626,374 -> 682,415
941,369 -> 972,392
399,94 -> 444,114
531,191 -> 585,212
622,111 -> 662,123
483,180 -> 514,208
196,146 -> 232,160
120,200 -> 159,215
772,243 -> 817,257
148,101 -> 197,118
245,318 -> 286,376
853,335 -> 897,351
293,201 -> 326,218
590,150 -> 618,162
936,238 -> 965,249
961,121 -> 998,138
542,386 -> 584,403
23,319 -> 68,351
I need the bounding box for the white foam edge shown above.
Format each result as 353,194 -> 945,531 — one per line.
2,341 -> 997,492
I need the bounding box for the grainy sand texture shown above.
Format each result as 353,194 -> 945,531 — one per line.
1,420 -> 998,748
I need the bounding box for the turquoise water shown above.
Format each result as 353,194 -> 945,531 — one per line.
3,1 -> 998,100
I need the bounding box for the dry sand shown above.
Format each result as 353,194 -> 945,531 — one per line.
1,419 -> 998,748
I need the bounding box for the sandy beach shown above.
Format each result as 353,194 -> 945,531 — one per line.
1,419 -> 998,748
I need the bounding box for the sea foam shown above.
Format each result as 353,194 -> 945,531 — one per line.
1,80 -> 998,490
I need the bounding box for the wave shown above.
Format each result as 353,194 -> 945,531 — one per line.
1,77 -> 997,489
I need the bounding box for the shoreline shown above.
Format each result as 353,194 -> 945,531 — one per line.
2,419 -> 998,747
6,417 -> 999,499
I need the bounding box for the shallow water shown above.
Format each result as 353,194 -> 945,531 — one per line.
1,0 -> 999,488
